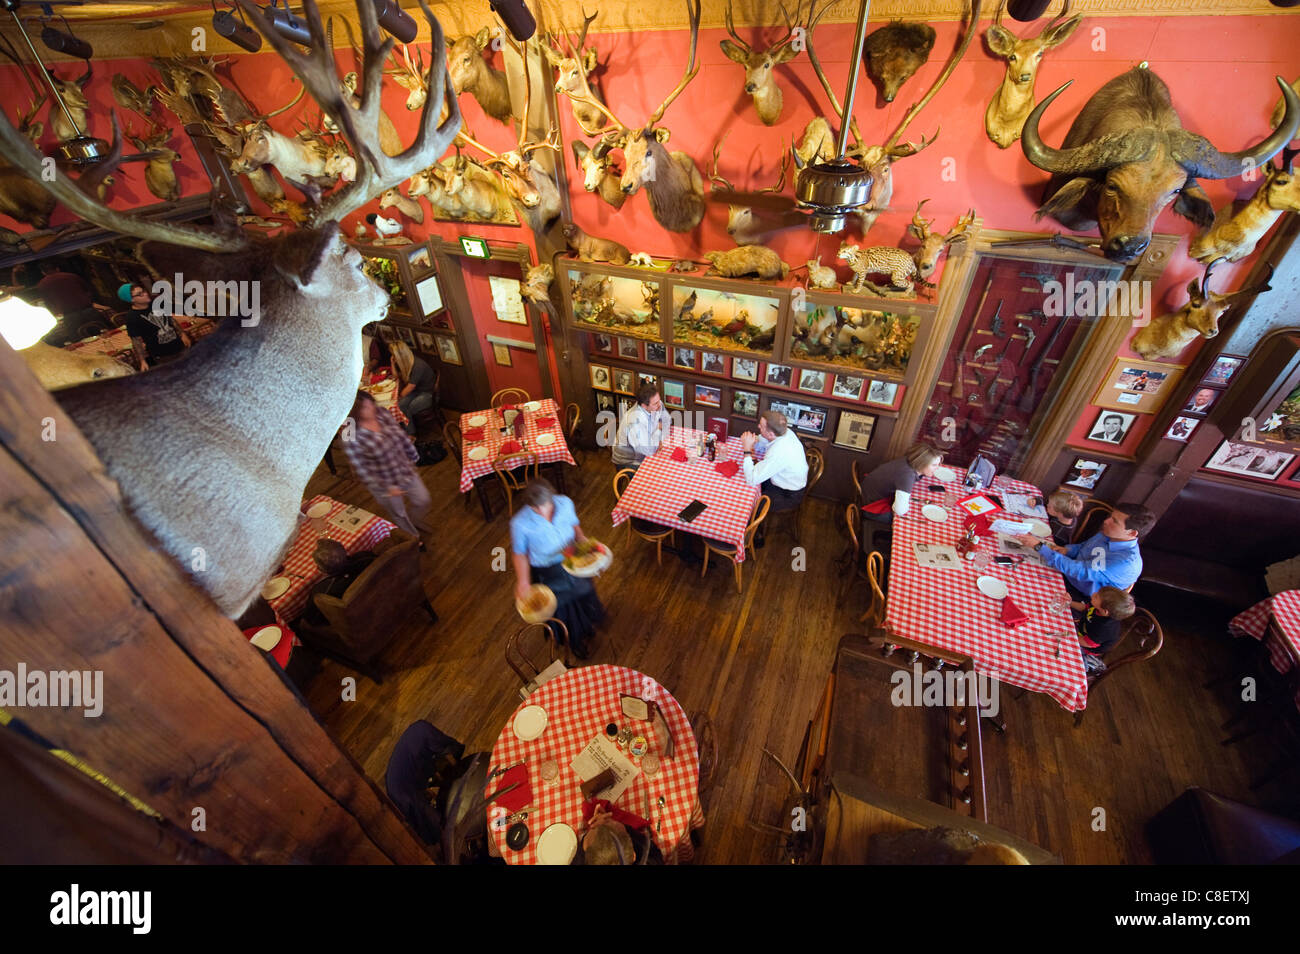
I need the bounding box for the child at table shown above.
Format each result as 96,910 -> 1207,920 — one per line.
1045,490 -> 1083,547
1070,586 -> 1135,674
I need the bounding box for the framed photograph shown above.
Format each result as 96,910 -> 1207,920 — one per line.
798,368 -> 828,394
492,342 -> 513,366
674,347 -> 696,370
1062,458 -> 1107,491
863,379 -> 900,408
1204,440 -> 1295,481
645,342 -> 667,364
732,357 -> 759,382
618,337 -> 641,360
732,389 -> 759,418
638,372 -> 657,391
595,391 -> 616,414
593,333 -> 614,354
695,384 -> 721,407
832,374 -> 866,401
1092,358 -> 1184,414
767,397 -> 828,436
589,364 -> 611,390
415,331 -> 435,352
662,379 -> 686,409
614,368 -> 635,395
1164,416 -> 1199,442
396,325 -> 415,346
833,410 -> 877,452
407,243 -> 433,272
1086,409 -> 1136,444
701,352 -> 727,376
1204,354 -> 1245,387
415,273 -> 445,318
765,363 -> 793,388
434,334 -> 461,366
1182,387 -> 1220,416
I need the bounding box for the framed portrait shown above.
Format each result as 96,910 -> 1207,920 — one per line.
1062,458 -> 1107,491
638,372 -> 658,391
1092,358 -> 1184,414
732,389 -> 759,418
377,324 -> 396,343
1086,409 -> 1136,444
645,342 -> 667,364
695,384 -> 721,407
415,274 -> 445,319
1203,354 -> 1245,387
701,352 -> 727,376
767,397 -> 828,436
593,333 -> 614,354
415,331 -> 435,352
492,342 -> 512,366
396,326 -> 415,346
1164,416 -> 1199,442
863,379 -> 901,408
832,374 -> 866,401
1182,386 -> 1220,416
673,347 -> 696,370
1204,440 -> 1295,481
407,242 -> 433,273
618,337 -> 641,360
765,363 -> 793,388
614,368 -> 635,395
595,391 -> 616,414
434,334 -> 461,366
798,368 -> 828,394
732,357 -> 759,382
662,379 -> 686,409
833,410 -> 877,452
589,364 -> 611,390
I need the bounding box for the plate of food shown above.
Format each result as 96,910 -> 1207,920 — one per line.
522,401 -> 542,412
260,577 -> 291,601
304,500 -> 332,519
563,539 -> 612,577
467,414 -> 487,427
1027,518 -> 1051,538
515,583 -> 556,623
468,446 -> 489,461
921,504 -> 948,522
934,466 -> 957,482
976,575 -> 1009,600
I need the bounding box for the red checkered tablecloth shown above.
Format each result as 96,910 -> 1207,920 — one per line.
884,468 -> 1088,711
1229,590 -> 1300,712
264,494 -> 396,621
487,665 -> 700,864
610,429 -> 762,561
459,399 -> 575,493
361,372 -> 408,426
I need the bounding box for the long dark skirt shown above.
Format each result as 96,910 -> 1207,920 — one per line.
532,563 -> 605,654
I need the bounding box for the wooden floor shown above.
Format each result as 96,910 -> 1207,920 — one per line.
295,437 -> 1299,864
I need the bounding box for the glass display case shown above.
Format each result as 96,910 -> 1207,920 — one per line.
567,270 -> 661,341
670,284 -> 780,357
790,300 -> 923,377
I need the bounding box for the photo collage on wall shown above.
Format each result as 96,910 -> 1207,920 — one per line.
1164,354 -> 1243,443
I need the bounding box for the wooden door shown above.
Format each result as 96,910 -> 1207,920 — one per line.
459,257 -> 551,401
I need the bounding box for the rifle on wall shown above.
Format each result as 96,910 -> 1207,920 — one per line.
952,273 -> 994,404
1017,313 -> 1073,413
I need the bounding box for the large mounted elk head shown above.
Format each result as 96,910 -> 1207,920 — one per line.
448,27 -> 513,122
719,0 -> 800,126
1023,67 -> 1300,262
1131,259 -> 1274,360
984,0 -> 1081,148
0,0 -> 461,618
863,19 -> 935,104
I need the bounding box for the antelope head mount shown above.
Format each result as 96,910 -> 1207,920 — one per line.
48,62 -> 93,142
1131,258 -> 1275,360
448,26 -> 513,122
984,0 -> 1082,148
720,0 -> 801,126
709,133 -> 796,245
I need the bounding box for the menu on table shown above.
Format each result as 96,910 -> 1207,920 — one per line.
570,734 -> 639,802
328,505 -> 373,533
996,532 -> 1047,566
1001,492 -> 1048,519
913,543 -> 962,570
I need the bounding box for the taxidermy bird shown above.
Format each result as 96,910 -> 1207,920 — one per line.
365,212 -> 407,244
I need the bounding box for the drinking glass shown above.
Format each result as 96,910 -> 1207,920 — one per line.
970,550 -> 991,572
1048,592 -> 1071,616
539,754 -> 559,785
642,752 -> 661,778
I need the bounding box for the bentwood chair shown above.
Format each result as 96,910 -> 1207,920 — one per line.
767,443 -> 824,545
491,387 -> 530,408
840,502 -> 870,586
702,495 -> 770,593
613,468 -> 675,565
850,459 -> 868,500
1073,498 -> 1112,543
565,401 -> 583,466
444,420 -> 491,519
493,450 -> 539,515
1074,607 -> 1163,728
506,618 -> 572,700
860,550 -> 887,628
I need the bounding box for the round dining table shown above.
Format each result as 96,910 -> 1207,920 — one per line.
487,664 -> 700,864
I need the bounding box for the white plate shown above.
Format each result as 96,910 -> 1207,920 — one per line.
535,823 -> 578,865
305,500 -> 332,519
535,433 -> 556,446
934,466 -> 957,482
523,401 -> 542,412
467,415 -> 487,427
513,705 -> 548,741
921,504 -> 948,522
467,446 -> 489,461
250,626 -> 282,651
976,575 -> 1009,600
1027,519 -> 1051,538
260,577 -> 290,601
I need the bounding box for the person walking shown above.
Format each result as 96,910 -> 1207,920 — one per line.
342,390 -> 432,546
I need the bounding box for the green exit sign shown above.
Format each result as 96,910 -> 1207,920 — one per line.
460,237 -> 489,259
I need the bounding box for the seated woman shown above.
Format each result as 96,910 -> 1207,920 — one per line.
391,340 -> 437,435
856,442 -> 944,557
510,479 -> 605,659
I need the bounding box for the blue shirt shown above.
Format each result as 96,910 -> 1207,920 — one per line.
1037,532 -> 1142,596
510,495 -> 580,567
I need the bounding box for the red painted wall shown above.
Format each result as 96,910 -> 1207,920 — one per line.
459,256 -> 546,398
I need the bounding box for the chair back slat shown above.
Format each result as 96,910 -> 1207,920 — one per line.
443,420 -> 464,464
743,495 -> 772,554
1073,499 -> 1112,544
805,444 -> 826,493
491,387 -> 531,408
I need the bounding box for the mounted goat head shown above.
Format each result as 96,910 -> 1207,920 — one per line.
571,139 -> 625,210
0,0 -> 462,618
1023,67 -> 1300,262
984,0 -> 1081,148
720,0 -> 800,126
448,27 -> 513,122
544,8 -> 610,137
1131,259 -> 1274,360
863,20 -> 934,104
1189,148 -> 1300,263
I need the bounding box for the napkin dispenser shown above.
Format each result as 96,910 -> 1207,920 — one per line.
580,768 -> 617,800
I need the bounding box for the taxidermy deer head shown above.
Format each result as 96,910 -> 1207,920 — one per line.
1130,259 -> 1274,360
448,27 -> 513,122
720,0 -> 801,126
984,0 -> 1081,148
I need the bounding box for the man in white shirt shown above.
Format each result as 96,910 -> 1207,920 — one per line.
741,410 -> 809,534
612,384 -> 672,468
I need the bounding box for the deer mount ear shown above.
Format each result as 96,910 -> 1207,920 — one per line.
1174,180 -> 1215,229
985,25 -> 1018,57
719,40 -> 749,64
652,127 -> 671,144
135,237 -> 262,289
474,26 -> 492,50
1186,278 -> 1205,301
270,225 -> 342,290
1044,15 -> 1084,47
773,45 -> 800,65
1036,177 -> 1095,221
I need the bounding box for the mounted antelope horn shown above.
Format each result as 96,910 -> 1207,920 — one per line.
1230,261 -> 1274,298
1021,81 -> 1159,173
1168,78 -> 1300,179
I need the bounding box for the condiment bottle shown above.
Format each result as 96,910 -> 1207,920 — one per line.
956,525 -> 978,560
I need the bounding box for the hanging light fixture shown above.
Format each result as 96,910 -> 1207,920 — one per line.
40,15 -> 94,60
0,296 -> 57,350
1007,0 -> 1053,20
213,1 -> 263,52
372,0 -> 417,43
264,0 -> 312,46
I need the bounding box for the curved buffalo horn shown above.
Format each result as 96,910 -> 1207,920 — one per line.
1170,76 -> 1300,180
1021,80 -> 1158,174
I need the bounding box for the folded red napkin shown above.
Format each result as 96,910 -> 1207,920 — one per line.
500,440 -> 523,455
963,512 -> 994,535
582,797 -> 650,831
863,498 -> 891,515
714,459 -> 740,478
1000,596 -> 1029,628
463,427 -> 485,441
670,447 -> 688,462
535,416 -> 557,429
493,764 -> 532,812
